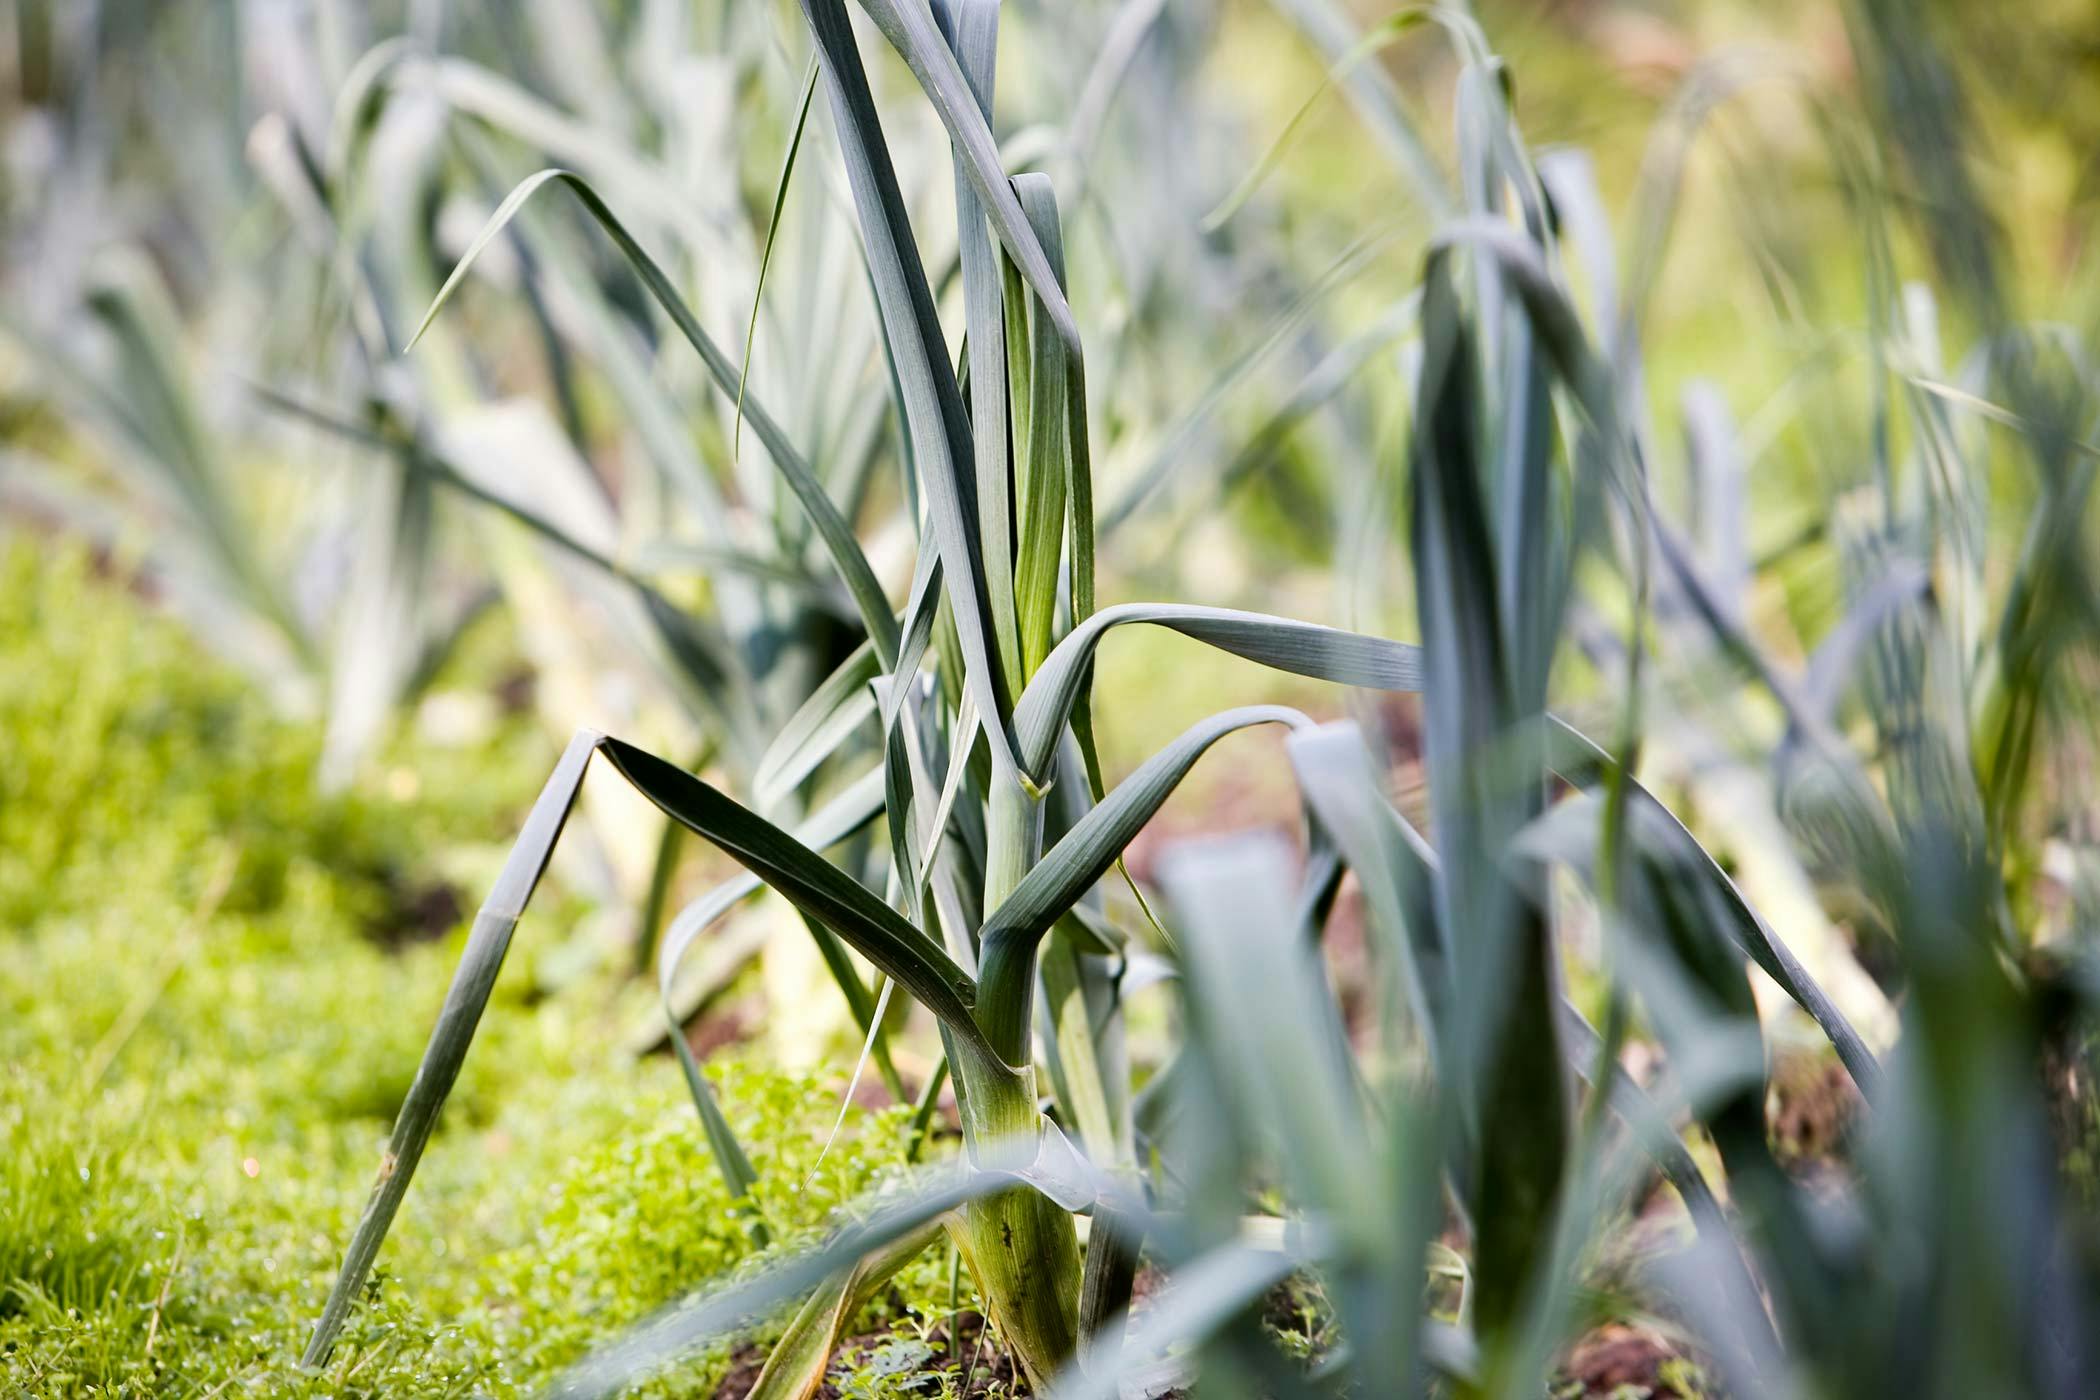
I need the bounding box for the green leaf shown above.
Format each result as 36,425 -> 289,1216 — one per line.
976,706 -> 1312,1061
934,0 -> 1023,698
753,641 -> 882,807
599,739 -> 990,1057
883,545 -> 946,736
1010,172 -> 1073,677
853,0 -> 1084,363
307,741 -> 911,1368
304,730 -> 601,1367
1286,722 -> 1449,1056
406,167 -> 900,669
742,1222 -> 945,1400
1291,718 -> 1780,1368
654,765 -> 890,1125
1154,834 -> 1364,1224
1408,256 -> 1568,1345
1544,718 -> 1883,1100
798,0 -> 1018,766
1424,220 -> 1622,450
1556,1003 -> 1780,1378
1013,604 -> 1425,782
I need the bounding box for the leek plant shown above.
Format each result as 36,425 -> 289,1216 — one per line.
298,2 -> 2100,1397
4,3 -> 903,799
5,0 -> 1409,1009
303,0 -> 1429,1390
1064,6 -> 2100,1398
1,4 -> 478,768
1013,14 -> 1886,1392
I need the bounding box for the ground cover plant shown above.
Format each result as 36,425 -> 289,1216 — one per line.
0,542 -> 991,1397
7,0 -> 2100,1397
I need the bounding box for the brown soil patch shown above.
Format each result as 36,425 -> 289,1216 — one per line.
711,1341 -> 770,1399
1767,1055 -> 1862,1180
1562,1322 -> 1701,1397
712,1311 -> 1022,1399
686,998 -> 758,1061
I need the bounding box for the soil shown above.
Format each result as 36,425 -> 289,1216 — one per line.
711,1342 -> 771,1399
711,1310 -> 1022,1399
706,1249 -> 1707,1398
686,997 -> 759,1061
1560,1322 -> 1703,1397
373,874 -> 465,947
1766,1055 -> 1862,1183
1259,1273 -> 1333,1363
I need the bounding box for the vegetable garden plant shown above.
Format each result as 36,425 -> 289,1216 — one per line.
298,1 -> 2100,1397
302,1 -> 1431,1391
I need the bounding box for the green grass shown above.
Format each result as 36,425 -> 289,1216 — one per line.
0,543 -> 963,1397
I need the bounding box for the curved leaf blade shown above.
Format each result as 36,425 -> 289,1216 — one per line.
406,167 -> 900,667
1545,718 -> 1883,1099
754,641 -> 883,807
601,739 -> 988,1055
304,730 -> 601,1366
976,705 -> 1313,1060
1013,604 -> 1425,781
